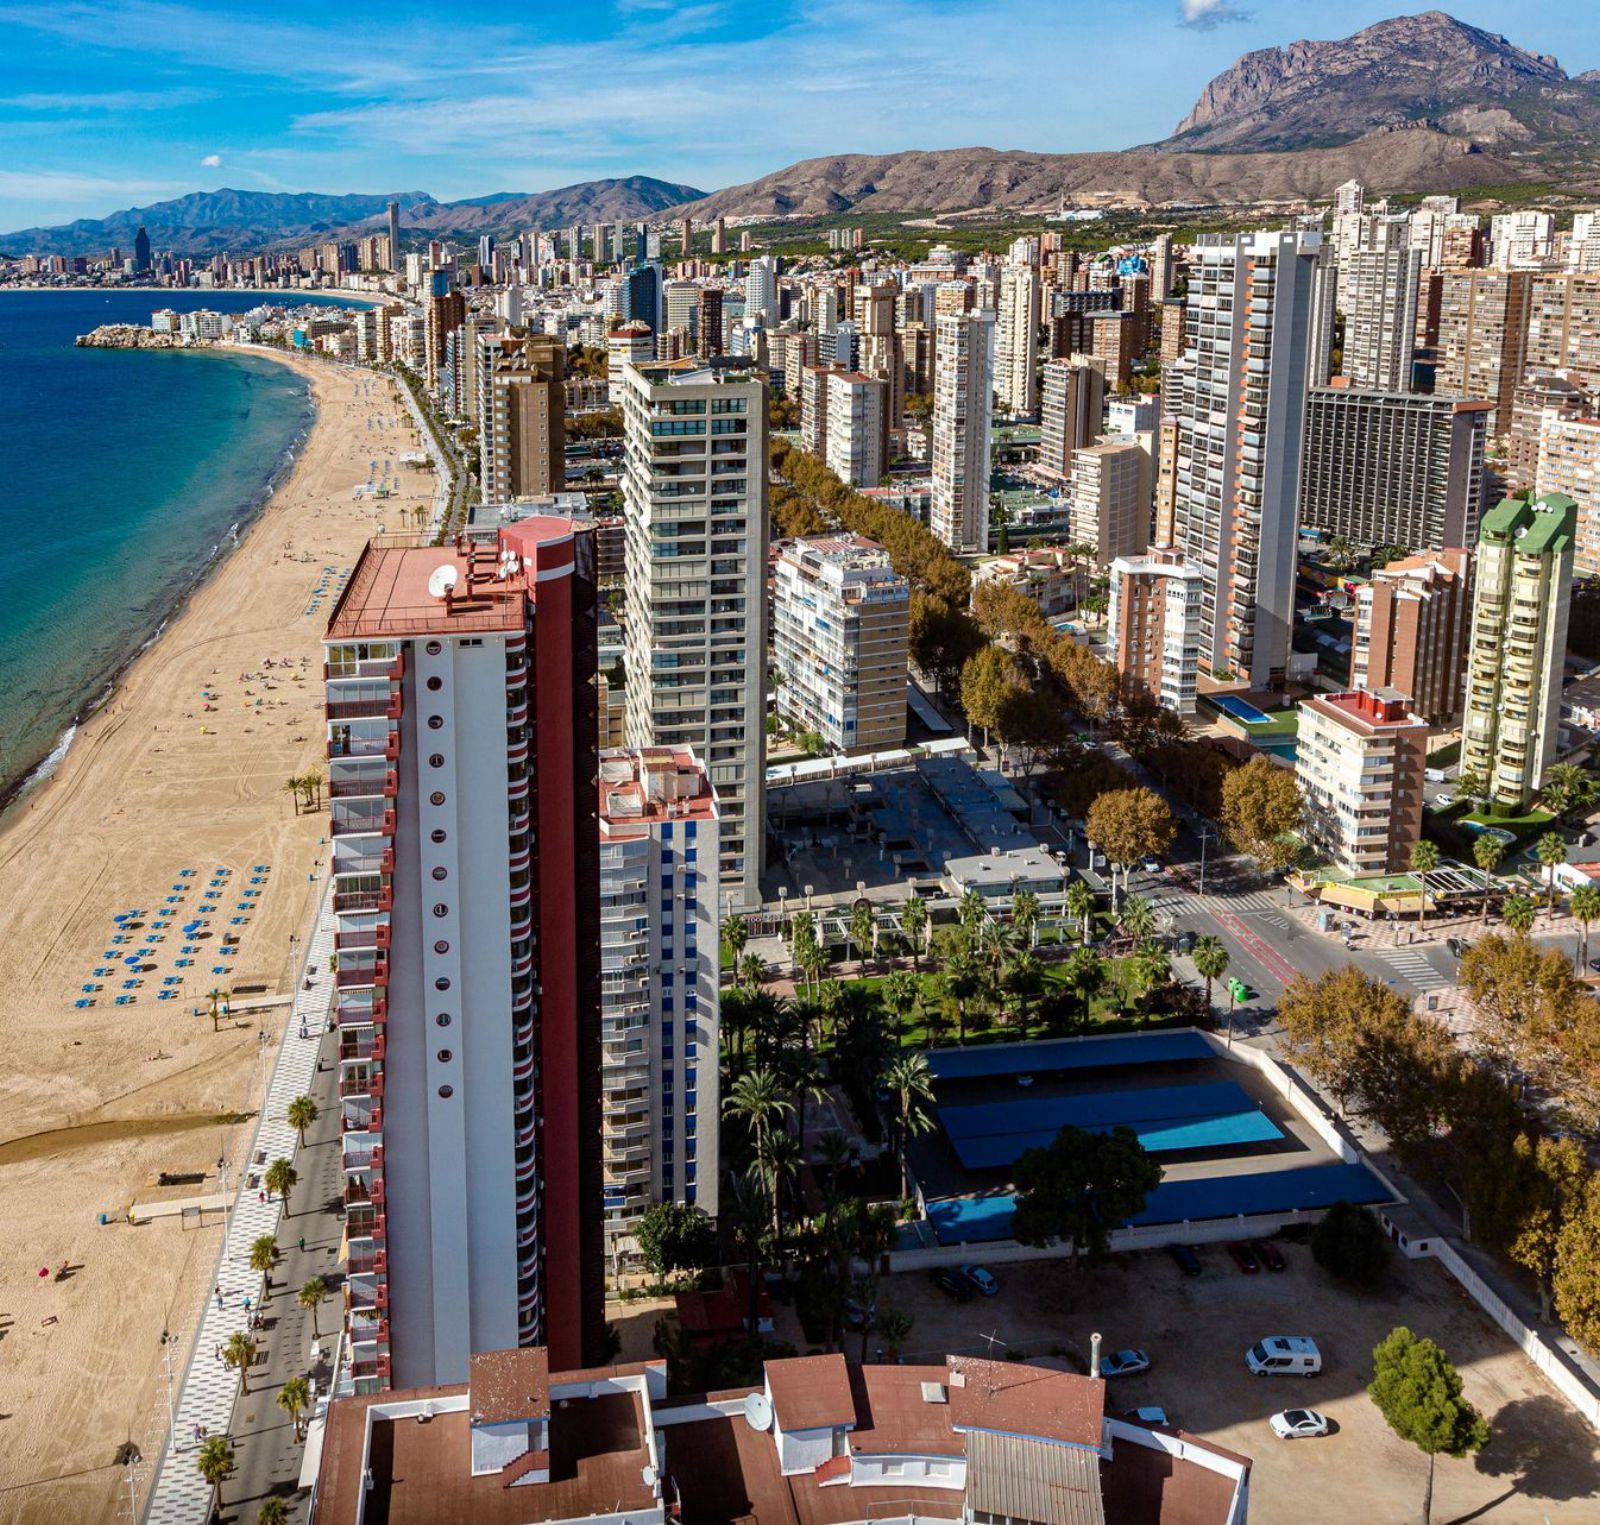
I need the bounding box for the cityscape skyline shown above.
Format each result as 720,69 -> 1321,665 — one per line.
5,1 -> 1600,231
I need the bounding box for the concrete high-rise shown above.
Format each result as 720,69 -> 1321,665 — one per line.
773,535 -> 909,755
1038,357 -> 1105,480
607,321 -> 656,404
477,333 -> 565,505
1535,411 -> 1600,578
134,224 -> 151,273
596,747 -> 720,1269
386,201 -> 400,268
1436,269 -> 1531,433
996,263 -> 1040,416
1463,494 -> 1578,811
1068,439 -> 1150,567
696,288 -> 725,357
1341,237 -> 1422,392
1107,548 -> 1203,715
1299,387 -> 1490,551
823,370 -> 889,488
1351,550 -> 1472,728
930,311 -> 995,554
1173,229 -> 1323,691
325,516 -> 603,1389
620,359 -> 768,908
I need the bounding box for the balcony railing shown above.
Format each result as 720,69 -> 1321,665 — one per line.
329,770 -> 398,800
326,694 -> 401,722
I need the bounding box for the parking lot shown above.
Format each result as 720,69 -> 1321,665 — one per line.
774,1243 -> 1600,1523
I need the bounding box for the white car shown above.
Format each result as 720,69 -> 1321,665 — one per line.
1099,1348 -> 1151,1378
1433,793 -> 1456,809
1270,1408 -> 1330,1440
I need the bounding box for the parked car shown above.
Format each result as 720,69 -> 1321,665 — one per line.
1124,1407 -> 1171,1426
1246,1337 -> 1322,1377
1424,767 -> 1448,783
1251,1240 -> 1287,1273
1589,958 -> 1600,974
1433,793 -> 1456,809
1447,937 -> 1467,958
931,1267 -> 974,1303
1166,1243 -> 1203,1278
843,1296 -> 876,1330
960,1263 -> 999,1297
1227,977 -> 1256,1003
1099,1348 -> 1152,1378
1226,1242 -> 1260,1274
1270,1408 -> 1331,1440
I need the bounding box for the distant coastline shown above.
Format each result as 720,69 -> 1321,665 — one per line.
5,283 -> 387,305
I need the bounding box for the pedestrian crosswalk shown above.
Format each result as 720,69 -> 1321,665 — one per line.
1375,946 -> 1451,992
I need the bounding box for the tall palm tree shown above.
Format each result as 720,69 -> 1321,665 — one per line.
723,1066 -> 795,1165
978,917 -> 1015,980
224,1330 -> 259,1395
814,1128 -> 852,1210
1002,950 -> 1044,1027
1130,941 -> 1172,1014
1536,831 -> 1569,913
883,1052 -> 937,1197
943,945 -> 983,1045
736,950 -> 767,993
882,969 -> 919,1045
1473,834 -> 1505,922
876,1306 -> 914,1363
1120,895 -> 1156,944
250,1235 -> 278,1301
1504,893 -> 1537,937
848,901 -> 876,970
783,1046 -> 829,1154
958,888 -> 986,938
790,909 -> 816,967
278,1375 -> 312,1441
302,769 -> 325,809
1572,883 -> 1600,973
1011,889 -> 1041,948
1410,839 -> 1440,935
722,913 -> 749,967
258,1498 -> 291,1525
1064,945 -> 1105,1030
195,1435 -> 235,1519
800,940 -> 830,1008
900,894 -> 928,971
758,1130 -> 803,1238
286,1095 -> 319,1148
299,1276 -> 327,1338
729,1166 -> 772,1335
265,1158 -> 298,1213
283,774 -> 306,815
1066,880 -> 1097,944
1191,935 -> 1230,1020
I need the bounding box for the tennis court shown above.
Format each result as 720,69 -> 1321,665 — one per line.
939,1081 -> 1283,1169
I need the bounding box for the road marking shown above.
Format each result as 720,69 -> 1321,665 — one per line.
1375,947 -> 1451,991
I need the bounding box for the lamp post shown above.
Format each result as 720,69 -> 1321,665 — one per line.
1197,827 -> 1218,899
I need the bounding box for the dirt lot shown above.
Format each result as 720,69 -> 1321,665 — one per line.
772,1243 -> 1600,1524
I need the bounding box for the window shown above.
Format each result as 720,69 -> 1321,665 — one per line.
435,976 -> 451,991
426,676 -> 443,691
433,903 -> 449,918
438,1085 -> 454,1099
426,641 -> 442,655
435,1012 -> 452,1027
432,866 -> 448,881
437,1049 -> 453,1063
427,715 -> 444,730
430,791 -> 446,806
431,829 -> 447,843
433,940 -> 450,954
429,753 -> 445,768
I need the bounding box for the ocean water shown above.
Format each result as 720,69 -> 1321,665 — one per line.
0,290 -> 352,798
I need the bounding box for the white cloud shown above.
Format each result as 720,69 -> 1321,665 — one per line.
200,153 -> 221,167
1179,0 -> 1251,28
0,168 -> 186,205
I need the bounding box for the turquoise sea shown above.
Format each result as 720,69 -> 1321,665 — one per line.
0,290 -> 357,799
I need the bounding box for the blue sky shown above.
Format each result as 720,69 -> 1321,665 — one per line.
2,0 -> 1598,230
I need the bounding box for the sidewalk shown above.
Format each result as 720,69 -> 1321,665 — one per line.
1287,896 -> 1588,956
143,884 -> 336,1525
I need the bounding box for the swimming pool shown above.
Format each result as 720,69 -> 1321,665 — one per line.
1207,694 -> 1274,726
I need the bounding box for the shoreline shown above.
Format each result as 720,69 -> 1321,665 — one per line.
5,283 -> 389,304
0,347 -> 317,817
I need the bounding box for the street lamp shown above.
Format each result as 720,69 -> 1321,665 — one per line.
1197,827 -> 1219,899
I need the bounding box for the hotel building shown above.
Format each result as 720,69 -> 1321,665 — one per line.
1351,550 -> 1472,729
1107,549 -> 1203,715
324,517 -> 604,1389
621,358 -> 768,909
596,748 -> 720,1270
931,311 -> 995,554
1297,689 -> 1429,876
773,535 -> 910,755
476,333 -> 565,506
1463,494 -> 1578,812
1038,356 -> 1105,480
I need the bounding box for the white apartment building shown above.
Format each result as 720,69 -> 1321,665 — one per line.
1341,232 -> 1421,392
931,310 -> 995,554
1108,549 -> 1203,715
607,321 -> 655,404
1173,229 -> 1324,691
823,370 -> 888,488
1463,493 -> 1578,811
596,747 -> 720,1269
621,359 -> 768,908
996,262 -> 1040,416
772,535 -> 909,755
1297,689 -> 1429,877
745,255 -> 777,325
1491,210 -> 1555,269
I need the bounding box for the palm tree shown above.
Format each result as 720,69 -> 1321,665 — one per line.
1064,945 -> 1105,1030
1504,893 -> 1537,937
299,1276 -> 327,1338
814,1128 -> 852,1209
1192,935 -> 1230,1021
882,969 -> 919,1045
958,888 -> 987,937
195,1435 -> 235,1518
876,1306 -> 914,1363
265,1157 -> 298,1213
224,1329 -> 259,1395
1130,941 -> 1172,1014
848,901 -> 876,970
723,1066 -> 795,1165
1456,766 -> 1486,809
900,893 -> 928,971
250,1235 -> 278,1300
1542,760 -> 1591,816
883,1052 -> 937,1197
278,1375 -> 312,1441
758,1129 -> 803,1238
783,1045 -> 829,1155
943,945 -> 983,1045
1066,879 -> 1097,945
790,908 -> 816,967
978,917 -> 1016,981
1002,950 -> 1044,1026
1410,839 -> 1440,935
723,912 -> 749,967
258,1499 -> 290,1525
816,979 -> 846,1050
283,774 -> 306,815
286,1094 -> 319,1148
1572,883 -> 1600,973
1120,895 -> 1156,944
736,950 -> 767,993
729,1166 -> 772,1335
1473,833 -> 1505,922
798,938 -> 829,1006
1011,889 -> 1041,948
302,769 -> 325,809
1536,830 -> 1569,913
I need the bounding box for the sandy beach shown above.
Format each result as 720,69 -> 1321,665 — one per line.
0,354 -> 433,1524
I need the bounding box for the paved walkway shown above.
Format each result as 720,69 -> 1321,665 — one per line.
144,884 -> 336,1525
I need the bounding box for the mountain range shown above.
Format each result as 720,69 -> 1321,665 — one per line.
5,10 -> 1598,255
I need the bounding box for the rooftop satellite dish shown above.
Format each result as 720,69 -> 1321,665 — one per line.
427,564 -> 459,600
743,1391 -> 773,1433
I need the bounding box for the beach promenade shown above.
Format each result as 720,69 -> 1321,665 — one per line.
0,356 -> 428,1525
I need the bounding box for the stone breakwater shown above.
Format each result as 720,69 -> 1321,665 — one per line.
75,324 -> 198,349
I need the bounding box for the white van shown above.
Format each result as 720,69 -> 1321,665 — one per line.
1246,1336 -> 1321,1377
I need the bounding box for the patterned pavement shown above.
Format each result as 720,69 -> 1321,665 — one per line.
143,884 -> 335,1525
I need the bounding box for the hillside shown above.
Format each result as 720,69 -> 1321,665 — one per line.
1160,9 -> 1600,156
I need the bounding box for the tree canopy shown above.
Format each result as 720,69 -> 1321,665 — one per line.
1010,1124 -> 1162,1267
1220,755 -> 1304,872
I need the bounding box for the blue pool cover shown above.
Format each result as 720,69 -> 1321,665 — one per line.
926,1162 -> 1394,1245
925,1032 -> 1213,1082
